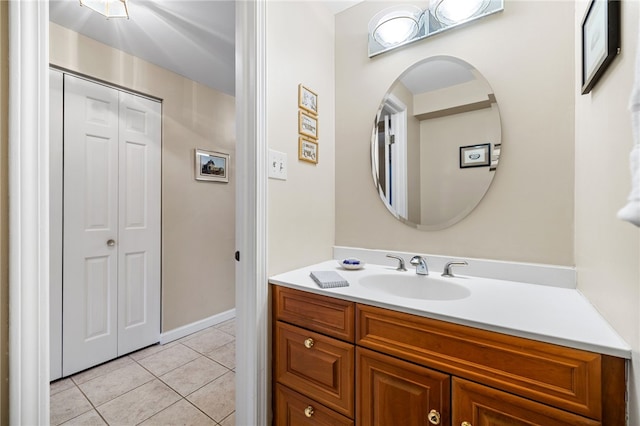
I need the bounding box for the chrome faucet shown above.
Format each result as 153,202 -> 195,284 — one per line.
386,254 -> 407,271
410,255 -> 429,275
442,260 -> 468,277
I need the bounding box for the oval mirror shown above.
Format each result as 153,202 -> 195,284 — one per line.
371,56 -> 502,230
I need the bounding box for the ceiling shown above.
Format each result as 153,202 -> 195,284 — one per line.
49,0 -> 362,97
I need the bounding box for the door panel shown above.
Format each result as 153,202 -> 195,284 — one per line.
117,92 -> 161,355
63,75 -> 119,376
357,347 -> 450,426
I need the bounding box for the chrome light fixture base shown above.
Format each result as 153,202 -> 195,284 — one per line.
79,0 -> 129,19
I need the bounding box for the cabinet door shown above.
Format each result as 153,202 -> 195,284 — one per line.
452,378 -> 601,426
275,321 -> 355,417
275,384 -> 354,426
357,347 -> 450,426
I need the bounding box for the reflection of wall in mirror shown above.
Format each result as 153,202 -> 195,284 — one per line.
419,105 -> 499,227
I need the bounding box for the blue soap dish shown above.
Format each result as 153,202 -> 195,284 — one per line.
338,258 -> 364,270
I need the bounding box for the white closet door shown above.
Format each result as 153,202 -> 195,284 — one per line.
117,92 -> 161,355
63,75 -> 120,376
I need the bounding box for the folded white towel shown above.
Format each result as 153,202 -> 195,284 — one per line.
617,145 -> 640,226
618,20 -> 640,227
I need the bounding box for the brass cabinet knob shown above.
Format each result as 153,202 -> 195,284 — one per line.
304,405 -> 314,418
304,338 -> 314,349
461,422 -> 472,426
106,239 -> 116,247
428,409 -> 441,425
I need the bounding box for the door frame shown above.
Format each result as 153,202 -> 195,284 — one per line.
8,1 -> 267,423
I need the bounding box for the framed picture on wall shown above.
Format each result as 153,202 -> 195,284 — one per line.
195,148 -> 230,182
299,137 -> 318,164
299,110 -> 318,139
460,143 -> 491,168
581,0 -> 620,94
298,84 -> 318,115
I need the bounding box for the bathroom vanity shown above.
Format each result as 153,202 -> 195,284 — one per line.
270,260 -> 629,426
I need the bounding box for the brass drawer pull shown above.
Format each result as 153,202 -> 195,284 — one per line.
461,422 -> 472,426
428,409 -> 440,425
304,338 -> 314,349
304,405 -> 314,417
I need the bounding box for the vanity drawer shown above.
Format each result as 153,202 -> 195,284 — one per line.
275,321 -> 355,418
356,304 -> 624,421
275,384 -> 354,426
274,285 -> 355,342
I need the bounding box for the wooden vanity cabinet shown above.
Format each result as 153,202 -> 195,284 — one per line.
271,285 -> 626,426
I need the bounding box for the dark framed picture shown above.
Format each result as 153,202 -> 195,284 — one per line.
195,148 -> 229,182
460,143 -> 491,168
581,0 -> 620,95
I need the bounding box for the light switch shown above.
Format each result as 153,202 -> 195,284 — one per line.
268,149 -> 288,180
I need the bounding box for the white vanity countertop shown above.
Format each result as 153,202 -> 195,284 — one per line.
269,260 -> 631,359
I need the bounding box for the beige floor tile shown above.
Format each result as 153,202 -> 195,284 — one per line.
50,386 -> 93,426
71,356 -> 134,385
187,371 -> 235,422
159,356 -> 228,397
137,343 -> 201,376
139,399 -> 217,426
129,340 -> 179,362
50,378 -> 75,396
216,319 -> 235,336
181,328 -> 234,354
97,379 -> 181,425
219,411 -> 235,426
78,362 -> 154,406
60,409 -> 107,426
205,341 -> 235,370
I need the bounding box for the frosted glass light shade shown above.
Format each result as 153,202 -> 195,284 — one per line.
369,5 -> 424,48
431,0 -> 490,25
79,0 -> 129,19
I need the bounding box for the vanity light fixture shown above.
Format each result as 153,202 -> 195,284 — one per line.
431,0 -> 490,25
368,0 -> 503,57
79,0 -> 129,19
368,5 -> 425,48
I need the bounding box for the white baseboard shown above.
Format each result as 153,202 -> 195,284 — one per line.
160,308 -> 236,344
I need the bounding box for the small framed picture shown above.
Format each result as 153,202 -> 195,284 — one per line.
581,0 -> 620,94
299,137 -> 318,164
299,110 -> 318,139
195,148 -> 229,182
460,143 -> 491,168
298,84 -> 318,115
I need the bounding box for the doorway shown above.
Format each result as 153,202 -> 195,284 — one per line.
50,71 -> 162,379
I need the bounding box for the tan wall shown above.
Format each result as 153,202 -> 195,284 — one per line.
267,1 -> 336,275
0,2 -> 8,423
335,1 -> 575,265
50,23 -> 236,332
574,0 -> 640,421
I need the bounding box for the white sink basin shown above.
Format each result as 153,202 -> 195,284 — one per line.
359,273 -> 470,301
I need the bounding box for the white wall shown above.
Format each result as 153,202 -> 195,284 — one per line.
267,1 -> 336,275
335,1 -> 575,265
574,0 -> 640,422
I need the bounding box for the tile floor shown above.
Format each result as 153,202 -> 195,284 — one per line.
50,319 -> 236,426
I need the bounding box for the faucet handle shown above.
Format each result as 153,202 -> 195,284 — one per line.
386,255 -> 407,271
442,260 -> 468,277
